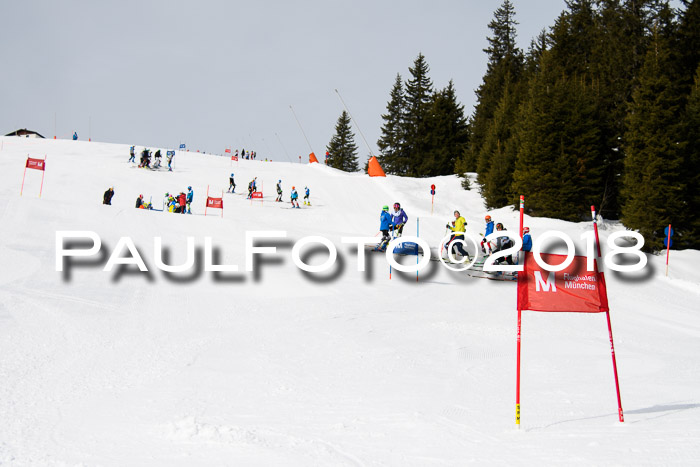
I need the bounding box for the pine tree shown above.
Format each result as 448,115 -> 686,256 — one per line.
479,76 -> 520,208
417,81 -> 469,177
377,74 -> 408,175
326,111 -> 359,172
512,52 -> 607,220
403,52 -> 434,176
677,0 -> 700,81
457,0 -> 523,181
679,64 -> 700,247
621,26 -> 686,250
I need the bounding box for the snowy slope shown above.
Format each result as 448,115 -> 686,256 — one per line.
1,136 -> 699,466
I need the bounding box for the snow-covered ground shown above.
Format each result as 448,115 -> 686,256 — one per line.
1,136 -> 699,466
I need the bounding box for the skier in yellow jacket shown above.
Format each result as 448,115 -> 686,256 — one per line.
446,210 -> 470,260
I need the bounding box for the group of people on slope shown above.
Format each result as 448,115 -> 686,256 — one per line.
377,203 -> 409,251
128,146 -> 174,171
236,149 -> 257,160
104,186 -> 193,214
447,213 -> 532,264
134,194 -> 153,210
238,176 -> 310,208
164,187 -> 193,214
277,180 -> 310,207
375,205 -> 533,262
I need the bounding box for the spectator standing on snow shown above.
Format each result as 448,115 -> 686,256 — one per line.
186,186 -> 193,214
103,187 -> 114,205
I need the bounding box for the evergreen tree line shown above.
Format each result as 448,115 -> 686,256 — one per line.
454,0 -> 700,251
326,0 -> 698,251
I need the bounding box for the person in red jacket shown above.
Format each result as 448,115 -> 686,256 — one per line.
178,192 -> 187,214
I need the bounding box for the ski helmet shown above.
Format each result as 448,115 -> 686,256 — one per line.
231,173 -> 234,177
485,215 -> 492,221
188,186 -> 192,190
523,227 -> 530,234
382,205 -> 389,211
278,180 -> 281,183
394,202 -> 400,209
496,223 -> 504,230
292,186 -> 295,189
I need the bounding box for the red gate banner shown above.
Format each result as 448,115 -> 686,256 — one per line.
231,155 -> 238,161
250,192 -> 263,199
26,158 -> 46,171
206,197 -> 223,208
517,252 -> 609,313
225,148 -> 231,153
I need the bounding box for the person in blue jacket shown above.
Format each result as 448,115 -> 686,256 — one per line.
186,186 -> 194,214
72,131 -> 78,140
390,202 -> 408,236
376,205 -> 392,251
481,214 -> 495,254
290,186 -> 300,208
522,226 -> 532,252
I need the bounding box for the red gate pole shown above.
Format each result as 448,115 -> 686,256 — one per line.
592,205 -> 624,422
205,185 -> 209,217
221,190 -> 224,218
516,195 -> 524,428
665,224 -> 672,277
416,217 -> 419,282
516,307 -> 522,428
39,156 -> 46,198
20,165 -> 28,196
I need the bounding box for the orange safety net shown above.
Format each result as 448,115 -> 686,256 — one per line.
367,156 -> 386,177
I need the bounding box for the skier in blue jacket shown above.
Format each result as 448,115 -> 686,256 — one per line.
481,215 -> 495,254
290,186 -> 300,208
522,227 -> 532,252
376,205 -> 392,251
186,186 -> 194,214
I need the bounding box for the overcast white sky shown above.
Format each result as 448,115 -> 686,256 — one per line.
2,0 -> 570,161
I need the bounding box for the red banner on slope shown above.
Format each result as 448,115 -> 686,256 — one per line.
206,197 -> 223,209
26,157 -> 46,171
517,252 -> 609,313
